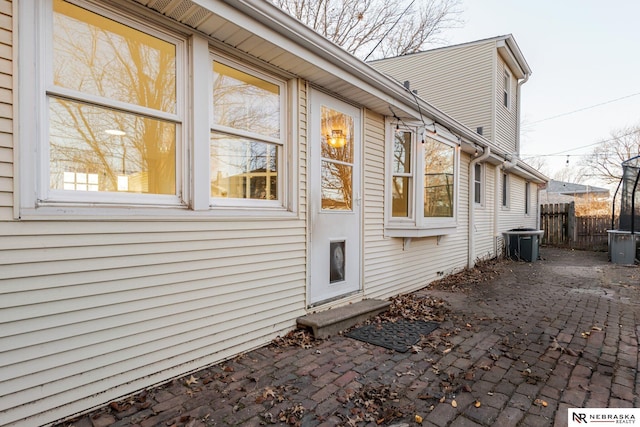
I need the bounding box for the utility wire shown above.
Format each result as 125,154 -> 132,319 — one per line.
520,129 -> 640,158
364,0 -> 415,61
524,91 -> 640,126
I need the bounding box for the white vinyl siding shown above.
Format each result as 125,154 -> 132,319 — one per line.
497,174 -> 538,232
371,42 -> 495,142
0,0 -> 11,221
2,4 -> 309,427
365,119 -> 471,299
474,163 -> 496,261
495,55 -> 518,153
0,220 -> 307,426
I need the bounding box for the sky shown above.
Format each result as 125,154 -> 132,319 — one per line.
442,0 -> 640,187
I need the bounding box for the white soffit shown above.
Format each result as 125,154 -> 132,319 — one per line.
130,0 -> 417,118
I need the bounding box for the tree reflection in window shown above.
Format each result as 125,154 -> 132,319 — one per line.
392,130 -> 411,217
321,106 -> 353,210
211,62 -> 280,199
423,137 -> 455,217
49,0 -> 177,195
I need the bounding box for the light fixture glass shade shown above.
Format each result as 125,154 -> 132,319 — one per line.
328,129 -> 346,148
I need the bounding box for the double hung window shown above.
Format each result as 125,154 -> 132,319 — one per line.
386,122 -> 459,237
46,0 -> 181,205
474,163 -> 483,205
210,60 -> 285,207
503,70 -> 511,109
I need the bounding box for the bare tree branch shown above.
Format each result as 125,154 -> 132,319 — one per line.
580,125 -> 640,185
270,0 -> 463,60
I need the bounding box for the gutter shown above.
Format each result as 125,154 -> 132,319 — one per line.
468,147 -> 491,268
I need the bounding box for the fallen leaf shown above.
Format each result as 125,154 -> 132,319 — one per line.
534,399 -> 548,407
415,414 -> 423,423
592,326 -> 603,331
451,400 -> 457,408
474,401 -> 481,408
184,375 -> 198,386
263,387 -> 276,399
439,395 -> 446,403
443,348 -> 452,355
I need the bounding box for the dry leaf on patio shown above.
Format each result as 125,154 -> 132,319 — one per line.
184,375 -> 198,386
415,414 -> 423,423
451,400 -> 457,408
534,399 -> 548,407
474,401 -> 481,408
591,326 -> 603,331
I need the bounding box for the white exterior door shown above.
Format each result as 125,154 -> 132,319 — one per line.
309,89 -> 361,305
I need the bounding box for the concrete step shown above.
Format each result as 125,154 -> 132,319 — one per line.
296,299 -> 391,339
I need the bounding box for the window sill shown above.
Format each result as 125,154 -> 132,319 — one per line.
385,225 -> 457,238
18,204 -> 299,221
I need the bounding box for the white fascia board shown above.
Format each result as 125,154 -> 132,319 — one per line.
496,36 -> 531,80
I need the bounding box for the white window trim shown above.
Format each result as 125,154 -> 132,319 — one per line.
17,0 -> 298,220
502,172 -> 510,209
474,162 -> 484,206
385,119 -> 459,237
503,69 -> 511,110
209,55 -> 287,210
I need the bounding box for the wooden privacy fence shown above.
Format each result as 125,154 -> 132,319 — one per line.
540,202 -> 611,251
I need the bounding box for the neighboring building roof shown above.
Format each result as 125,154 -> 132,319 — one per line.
369,34 -> 532,79
546,180 -> 610,196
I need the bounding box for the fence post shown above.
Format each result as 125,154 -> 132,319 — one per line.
567,202 -> 576,246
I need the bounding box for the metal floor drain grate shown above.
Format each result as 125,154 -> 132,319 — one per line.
345,319 -> 439,353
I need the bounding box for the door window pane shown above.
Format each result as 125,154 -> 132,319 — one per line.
210,133 -> 278,200
213,62 -> 280,138
53,0 -> 176,113
423,137 -> 455,218
321,106 -> 353,163
50,98 -> 176,194
320,106 -> 354,211
321,161 -> 352,210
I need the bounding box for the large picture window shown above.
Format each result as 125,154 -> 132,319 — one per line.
386,122 -> 458,237
46,0 -> 181,203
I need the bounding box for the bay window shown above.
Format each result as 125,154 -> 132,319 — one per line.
386,121 -> 459,237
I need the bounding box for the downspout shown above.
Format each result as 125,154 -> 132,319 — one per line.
468,147 -> 491,268
515,73 -> 530,154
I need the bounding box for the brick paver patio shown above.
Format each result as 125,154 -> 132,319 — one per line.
59,247 -> 639,427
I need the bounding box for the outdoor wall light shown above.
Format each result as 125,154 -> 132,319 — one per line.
328,129 -> 346,148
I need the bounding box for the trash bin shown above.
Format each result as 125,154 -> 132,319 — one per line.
502,228 -> 544,262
